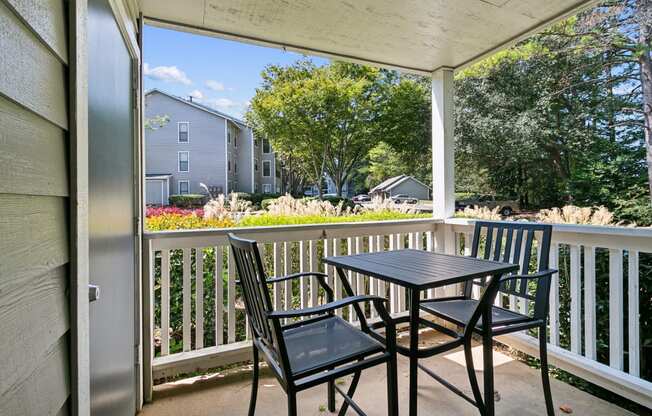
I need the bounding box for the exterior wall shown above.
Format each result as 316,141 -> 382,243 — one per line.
0,1 -> 71,414
252,135 -> 263,193
145,92 -> 227,195
145,178 -> 170,205
391,180 -> 430,200
235,127 -> 254,193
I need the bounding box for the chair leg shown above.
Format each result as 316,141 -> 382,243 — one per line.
387,357 -> 399,416
337,371 -> 361,416
539,325 -> 555,416
287,391 -> 297,416
464,338 -> 485,415
248,346 -> 260,416
328,376 -> 336,412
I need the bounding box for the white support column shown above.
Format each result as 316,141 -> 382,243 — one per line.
432,68 -> 455,220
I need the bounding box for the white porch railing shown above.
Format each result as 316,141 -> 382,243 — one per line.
142,218 -> 652,408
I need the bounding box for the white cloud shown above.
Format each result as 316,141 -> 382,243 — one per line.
144,63 -> 192,85
206,98 -> 237,110
189,89 -> 204,100
205,80 -> 226,91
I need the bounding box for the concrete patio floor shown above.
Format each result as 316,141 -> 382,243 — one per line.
142,332 -> 633,416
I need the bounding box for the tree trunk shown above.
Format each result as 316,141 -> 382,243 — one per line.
639,0 -> 652,203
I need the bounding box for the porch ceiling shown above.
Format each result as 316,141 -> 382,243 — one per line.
140,0 -> 596,74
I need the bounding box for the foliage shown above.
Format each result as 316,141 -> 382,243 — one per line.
312,195 -> 355,210
536,205 -> 615,225
265,194 -> 351,217
204,194 -> 252,223
455,205 -> 502,220
144,114 -> 170,130
146,213 -> 234,231
356,195 -> 419,214
146,206 -> 204,218
238,211 -> 429,227
234,192 -> 282,209
169,194 -> 206,208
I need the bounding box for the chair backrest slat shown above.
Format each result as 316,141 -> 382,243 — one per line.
464,221 -> 553,320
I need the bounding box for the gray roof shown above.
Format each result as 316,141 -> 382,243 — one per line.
145,88 -> 248,127
370,174 -> 430,193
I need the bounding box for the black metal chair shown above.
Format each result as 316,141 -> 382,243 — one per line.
228,233 -> 398,416
418,221 -> 556,415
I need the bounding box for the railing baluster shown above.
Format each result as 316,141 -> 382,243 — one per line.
569,245 -> 581,354
273,242 -> 282,311
628,250 -> 640,377
389,233 -> 399,312
397,233 -> 406,311
609,248 -> 624,370
376,235 -> 385,300
182,248 -> 191,351
283,242 -> 292,324
215,246 -> 224,345
354,236 -> 363,319
299,240 -> 308,310
333,238 -> 342,317
195,248 -> 204,349
584,246 -> 596,359
160,250 -> 170,356
549,243 -> 559,346
309,240 -> 318,307
347,237 -> 355,321
227,249 -> 236,343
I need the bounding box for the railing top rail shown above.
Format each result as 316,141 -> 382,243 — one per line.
144,217 -> 442,250
445,217 -> 652,252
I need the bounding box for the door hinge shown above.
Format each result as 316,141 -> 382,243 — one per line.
134,216 -> 141,236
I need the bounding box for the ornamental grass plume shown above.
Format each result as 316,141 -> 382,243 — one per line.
355,195 -> 418,214
203,193 -> 252,221
266,194 -> 350,216
536,205 -> 614,225
456,205 -> 502,220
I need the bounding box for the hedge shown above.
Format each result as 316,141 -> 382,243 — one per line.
169,194 -> 206,208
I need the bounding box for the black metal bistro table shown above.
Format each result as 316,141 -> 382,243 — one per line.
324,249 -> 518,416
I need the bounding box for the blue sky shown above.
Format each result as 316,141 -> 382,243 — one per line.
143,25 -> 328,118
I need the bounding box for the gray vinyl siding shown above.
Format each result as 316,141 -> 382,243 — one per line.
261,140 -> 275,193
391,179 -> 430,200
0,1 -> 71,415
236,128 -> 254,193
145,91 -> 227,196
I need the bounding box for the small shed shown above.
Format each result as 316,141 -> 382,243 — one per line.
370,175 -> 430,200
145,174 -> 172,206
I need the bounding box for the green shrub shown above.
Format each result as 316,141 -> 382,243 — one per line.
169,194 -> 206,208
234,192 -> 282,209
261,197 -> 278,211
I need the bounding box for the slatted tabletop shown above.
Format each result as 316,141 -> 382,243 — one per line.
324,249 -> 518,290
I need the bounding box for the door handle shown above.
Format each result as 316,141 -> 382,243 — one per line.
89,284 -> 100,302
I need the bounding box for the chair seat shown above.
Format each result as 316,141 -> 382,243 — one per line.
283,316 -> 385,377
420,299 -> 532,329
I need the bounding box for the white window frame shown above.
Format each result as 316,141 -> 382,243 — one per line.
177,121 -> 190,143
178,180 -> 190,195
263,138 -> 271,154
233,128 -> 238,148
178,151 -> 189,172
262,160 -> 271,177
254,158 -> 259,172
263,184 -> 272,194
227,128 -> 231,144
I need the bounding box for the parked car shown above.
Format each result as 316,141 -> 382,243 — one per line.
455,194 -> 520,216
390,194 -> 418,204
352,194 -> 371,203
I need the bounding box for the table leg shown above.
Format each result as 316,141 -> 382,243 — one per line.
483,298 -> 494,416
408,288 -> 419,416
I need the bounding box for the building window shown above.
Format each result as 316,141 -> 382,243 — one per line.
263,160 -> 271,177
178,122 -> 189,143
227,128 -> 231,144
254,158 -> 259,172
235,161 -> 238,173
233,131 -> 238,148
178,151 -> 189,172
228,160 -> 231,172
178,180 -> 189,195
254,183 -> 259,193
263,184 -> 272,194
263,139 -> 271,154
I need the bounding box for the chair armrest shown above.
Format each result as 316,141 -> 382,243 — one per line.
266,271 -> 328,283
267,295 -> 388,320
267,272 -> 333,301
500,269 -> 557,282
